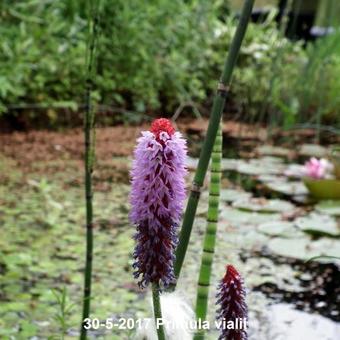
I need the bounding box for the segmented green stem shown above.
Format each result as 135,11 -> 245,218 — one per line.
80,2 -> 100,339
152,283 -> 166,340
173,0 -> 255,283
194,124 -> 222,340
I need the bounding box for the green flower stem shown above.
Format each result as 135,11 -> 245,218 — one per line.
152,283 -> 166,340
194,124 -> 222,340
173,0 -> 255,282
80,2 -> 100,339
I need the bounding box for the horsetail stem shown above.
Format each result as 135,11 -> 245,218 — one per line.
80,1 -> 100,339
194,124 -> 222,340
173,0 -> 255,283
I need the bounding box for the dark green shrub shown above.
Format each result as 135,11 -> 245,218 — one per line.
0,0 -> 339,128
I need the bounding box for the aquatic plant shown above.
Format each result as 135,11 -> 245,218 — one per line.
130,118 -> 187,339
174,0 -> 255,282
303,157 -> 334,179
80,1 -> 101,339
194,124 -> 222,340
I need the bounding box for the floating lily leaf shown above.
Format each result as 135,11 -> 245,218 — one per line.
315,200 -> 340,216
257,145 -> 292,158
236,159 -> 285,176
268,237 -> 340,262
265,181 -> 308,196
299,144 -> 329,158
245,259 -> 303,292
232,198 -> 295,214
295,213 -> 339,237
219,229 -> 269,252
257,174 -> 285,183
220,206 -> 281,225
258,221 -> 300,238
268,238 -> 310,260
260,156 -> 285,164
221,158 -> 239,171
283,164 -> 305,178
219,189 -> 252,203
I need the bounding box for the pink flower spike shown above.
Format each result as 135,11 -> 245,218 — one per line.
130,118 -> 187,288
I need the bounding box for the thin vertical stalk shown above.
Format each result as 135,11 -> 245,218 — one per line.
315,59 -> 327,144
277,0 -> 288,27
152,283 -> 166,340
262,0 -> 293,139
194,124 -> 222,340
80,1 -> 100,339
315,0 -> 334,143
288,0 -> 302,39
173,0 -> 255,282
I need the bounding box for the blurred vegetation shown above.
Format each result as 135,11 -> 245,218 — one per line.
0,0 -> 339,128
230,0 -> 276,9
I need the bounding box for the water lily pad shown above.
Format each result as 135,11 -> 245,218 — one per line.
265,181 -> 308,196
315,200 -> 340,216
258,221 -> 299,238
268,237 -> 340,262
236,162 -> 265,176
267,238 -> 310,260
299,144 -> 328,158
258,175 -> 284,183
220,206 -> 281,225
236,159 -> 285,176
284,164 -> 305,178
219,189 -> 252,203
295,213 -> 339,237
257,145 -> 292,158
260,156 -> 285,164
221,158 -> 239,171
225,230 -> 269,251
232,198 -> 295,214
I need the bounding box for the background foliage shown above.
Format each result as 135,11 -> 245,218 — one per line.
0,0 -> 339,127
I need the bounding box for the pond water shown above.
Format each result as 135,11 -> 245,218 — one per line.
0,133 -> 339,339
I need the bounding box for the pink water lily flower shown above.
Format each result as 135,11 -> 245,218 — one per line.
303,157 -> 334,179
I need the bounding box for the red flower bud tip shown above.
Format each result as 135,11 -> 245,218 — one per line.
150,118 -> 175,140
223,265 -> 240,285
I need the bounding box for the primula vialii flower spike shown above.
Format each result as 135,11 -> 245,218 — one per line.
130,118 -> 187,288
216,265 -> 248,340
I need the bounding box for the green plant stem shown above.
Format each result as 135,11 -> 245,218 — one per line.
80,2 -> 100,339
194,124 -> 222,340
173,0 -> 255,283
152,283 -> 166,340
288,0 -> 302,39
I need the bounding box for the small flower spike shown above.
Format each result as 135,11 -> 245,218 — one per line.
130,118 -> 187,288
216,265 -> 248,340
